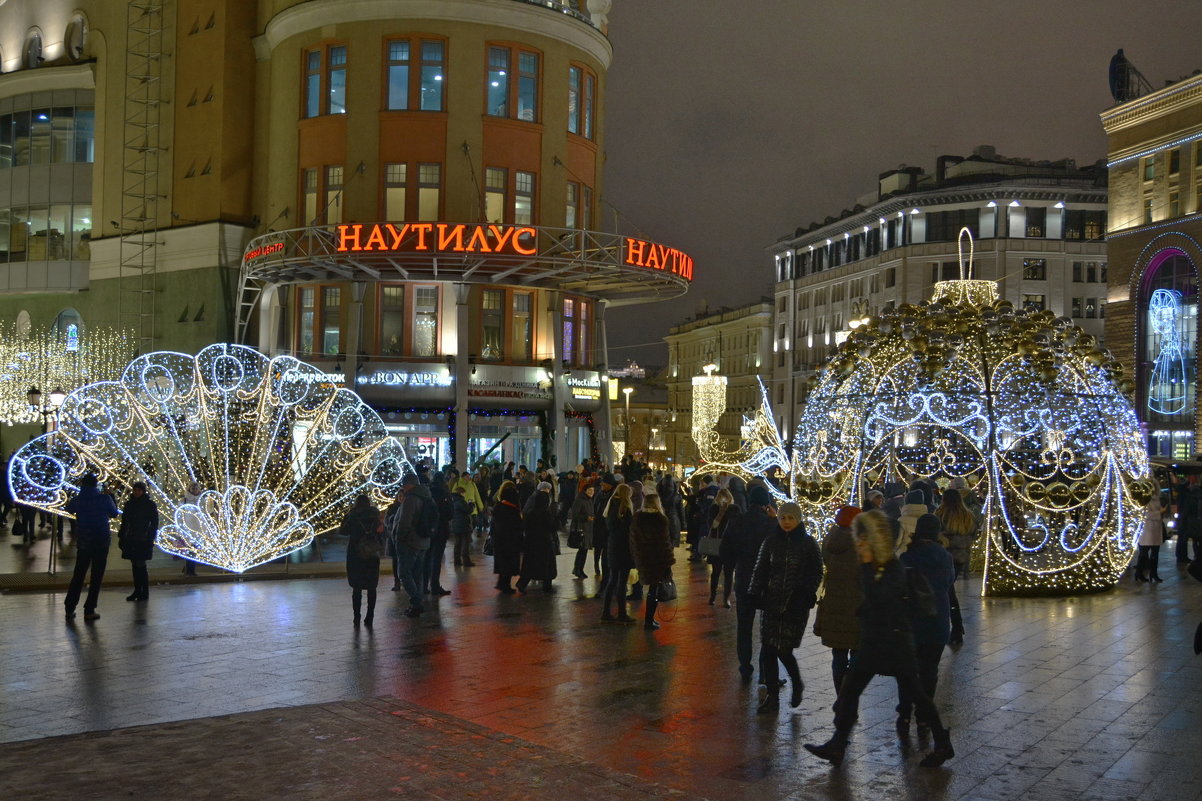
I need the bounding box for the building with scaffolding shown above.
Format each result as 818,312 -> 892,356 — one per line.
0,1 -> 693,469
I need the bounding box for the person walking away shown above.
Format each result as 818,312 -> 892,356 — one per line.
657,473 -> 683,547
517,482 -> 559,593
704,488 -> 739,606
118,482 -> 159,602
570,483 -> 596,578
491,483 -> 524,593
896,513 -> 956,737
722,485 -> 778,682
630,492 -> 675,630
450,485 -> 474,567
747,502 -> 822,712
592,473 -> 618,580
343,495 -> 383,627
600,483 -> 635,622
897,490 -> 928,553
64,474 -> 121,622
425,472 -> 453,596
1135,479 -> 1166,582
804,509 -> 955,768
814,505 -> 863,694
1177,474 -> 1202,564
935,486 -> 977,645
558,470 -> 578,528
387,474 -> 432,617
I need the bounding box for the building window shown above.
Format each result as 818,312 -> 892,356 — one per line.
384,163 -> 406,220
514,170 -> 535,224
0,106 -> 94,169
1072,297 -> 1082,317
413,286 -> 439,357
1085,298 -> 1097,319
1143,156 -> 1156,182
1171,191 -> 1181,218
302,168 -> 318,224
304,50 -> 322,117
1022,294 -> 1045,312
386,41 -> 411,110
1073,261 -> 1083,282
419,41 -> 445,110
481,289 -> 504,360
885,267 -> 896,288
512,291 -> 533,361
1144,196 -> 1153,225
387,39 -> 446,111
930,262 -> 959,284
23,30 -> 42,70
418,163 -> 441,220
1022,258 -> 1047,280
321,286 -> 341,355
924,208 -> 979,242
568,64 -> 596,139
1100,263 -> 1108,283
328,46 -> 347,114
577,300 -> 590,364
1025,207 -> 1046,238
486,45 -> 540,121
303,45 -> 347,117
1170,148 -> 1181,175
1086,262 -> 1097,283
1143,253 -> 1198,441
484,167 -> 506,223
297,287 -> 315,353
796,292 -> 808,310
581,186 -> 593,230
565,182 -> 579,228
1063,210 -> 1106,240
562,297 -> 575,362
324,166 -> 343,224
379,285 -> 404,355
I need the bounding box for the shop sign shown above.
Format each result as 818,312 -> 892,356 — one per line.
335,223 -> 538,256
245,241 -> 285,262
623,238 -> 694,280
468,379 -> 552,401
565,373 -> 601,400
283,370 -> 345,386
357,369 -> 453,388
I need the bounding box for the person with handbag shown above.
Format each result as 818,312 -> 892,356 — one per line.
703,488 -> 739,607
747,502 -> 822,712
569,483 -> 596,578
600,483 -> 635,622
629,492 -> 675,630
343,495 -> 383,628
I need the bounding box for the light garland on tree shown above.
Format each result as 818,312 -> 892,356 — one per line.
691,230 -> 1151,596
7,343 -> 412,573
0,323 -> 132,425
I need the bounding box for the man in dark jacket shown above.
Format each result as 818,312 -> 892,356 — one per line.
63,474 -> 121,622
388,474 -> 433,617
591,473 -> 616,580
721,484 -> 778,682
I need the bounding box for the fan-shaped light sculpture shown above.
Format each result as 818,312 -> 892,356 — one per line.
7,344 -> 412,572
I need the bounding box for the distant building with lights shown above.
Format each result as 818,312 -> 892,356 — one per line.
664,300 -> 772,472
769,147 -> 1109,439
1101,68 -> 1202,459
0,0 -> 694,469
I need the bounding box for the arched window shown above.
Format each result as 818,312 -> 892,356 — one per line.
53,308 -> 83,351
23,30 -> 43,70
1142,250 -> 1198,457
65,15 -> 88,61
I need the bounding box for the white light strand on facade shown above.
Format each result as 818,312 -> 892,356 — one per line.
7,344 -> 412,573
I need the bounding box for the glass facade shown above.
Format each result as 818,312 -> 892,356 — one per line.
1142,252 -> 1198,457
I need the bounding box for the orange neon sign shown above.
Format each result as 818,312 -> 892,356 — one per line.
335,223 -> 538,256
623,238 -> 694,280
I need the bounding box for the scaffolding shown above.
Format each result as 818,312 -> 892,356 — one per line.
119,1 -> 165,354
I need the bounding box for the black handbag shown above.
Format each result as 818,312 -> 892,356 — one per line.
657,578 -> 677,601
482,534 -> 494,556
567,528 -> 583,549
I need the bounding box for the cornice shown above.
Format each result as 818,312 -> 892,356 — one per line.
1100,73 -> 1202,134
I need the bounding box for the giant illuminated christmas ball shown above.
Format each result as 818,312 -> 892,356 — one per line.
7,344 -> 412,572
791,277 -> 1151,596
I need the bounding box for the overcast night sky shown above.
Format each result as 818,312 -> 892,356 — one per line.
598,0 -> 1202,367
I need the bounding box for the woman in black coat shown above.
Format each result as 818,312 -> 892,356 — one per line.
629,493 -> 675,630
118,482 -> 159,602
805,509 -> 955,769
491,483 -> 524,593
517,483 -> 558,593
600,483 -> 635,622
703,488 -> 739,607
747,502 -> 822,712
342,494 -> 383,627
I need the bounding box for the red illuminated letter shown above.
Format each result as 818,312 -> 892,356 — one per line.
513,227 -> 537,256
625,238 -> 646,266
337,224 -> 362,252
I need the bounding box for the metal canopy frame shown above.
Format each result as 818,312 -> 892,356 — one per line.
235,224 -> 693,343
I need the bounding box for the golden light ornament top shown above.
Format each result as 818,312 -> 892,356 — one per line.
6,344 -> 413,573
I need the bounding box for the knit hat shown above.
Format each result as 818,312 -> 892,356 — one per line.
906,489 -> 926,505
748,485 -> 773,507
914,513 -> 942,541
402,473 -> 420,487
779,502 -> 803,520
601,473 -> 617,487
537,481 -> 552,492
834,505 -> 861,528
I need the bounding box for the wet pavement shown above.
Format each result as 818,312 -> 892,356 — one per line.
2,539 -> 1202,801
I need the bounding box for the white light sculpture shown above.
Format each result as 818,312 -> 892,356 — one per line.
7,344 -> 412,573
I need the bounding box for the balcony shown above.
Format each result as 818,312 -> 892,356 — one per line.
511,0 -> 599,29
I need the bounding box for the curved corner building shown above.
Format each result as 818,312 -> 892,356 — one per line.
0,0 -> 693,468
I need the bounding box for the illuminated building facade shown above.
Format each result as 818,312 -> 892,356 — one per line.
0,0 -> 692,469
1102,71 -> 1202,458
769,147 -> 1109,440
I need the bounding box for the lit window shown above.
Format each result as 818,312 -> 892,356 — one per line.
302,168 -> 318,225
481,289 -> 504,360
487,47 -> 509,117
379,285 -> 404,355
420,41 -> 445,111
566,181 -> 579,228
384,163 -> 407,220
386,41 -> 410,110
581,185 -> 592,230
567,67 -> 581,135
305,50 -> 322,117
322,286 -> 341,355
1144,156 -> 1156,182
413,286 -> 438,357
324,166 -> 343,224
512,292 -> 532,361
1022,258 -> 1047,280
514,171 -> 535,225
487,45 -> 540,122
485,167 -> 506,223
297,287 -> 315,354
328,46 -> 347,114
517,52 -> 539,121
583,72 -> 595,139
562,297 -> 575,362
417,163 -> 440,221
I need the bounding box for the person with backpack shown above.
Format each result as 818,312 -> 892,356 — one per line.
343,495 -> 383,628
387,474 -> 435,618
896,513 -> 956,738
804,509 -> 955,769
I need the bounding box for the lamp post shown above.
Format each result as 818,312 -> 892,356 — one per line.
26,385 -> 68,573
622,385 -> 633,447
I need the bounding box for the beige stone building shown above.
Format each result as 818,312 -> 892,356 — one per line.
663,300 -> 772,473
1102,70 -> 1202,459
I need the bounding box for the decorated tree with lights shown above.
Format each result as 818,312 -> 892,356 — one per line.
7,344 -> 412,573
692,232 -> 1151,596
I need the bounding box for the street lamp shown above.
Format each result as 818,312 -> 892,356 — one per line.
28,386 -> 67,433
622,385 -> 634,444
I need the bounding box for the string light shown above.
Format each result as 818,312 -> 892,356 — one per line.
692,230 -> 1151,596
7,344 -> 412,573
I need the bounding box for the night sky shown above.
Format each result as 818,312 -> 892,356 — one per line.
600,0 -> 1202,367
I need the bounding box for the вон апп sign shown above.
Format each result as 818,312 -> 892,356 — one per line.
336,223 -> 537,255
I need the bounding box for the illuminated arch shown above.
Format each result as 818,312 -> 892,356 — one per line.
1139,246 -> 1199,457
